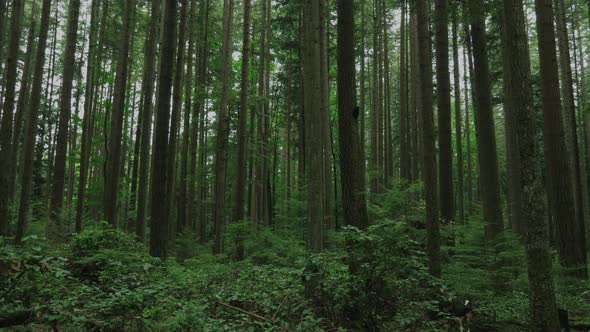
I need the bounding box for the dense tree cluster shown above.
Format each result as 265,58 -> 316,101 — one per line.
1,0 -> 590,330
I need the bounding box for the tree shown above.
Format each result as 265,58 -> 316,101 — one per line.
416,0 -> 440,277
336,0 -> 369,230
150,0 -> 177,258
103,0 -> 136,226
179,0 -> 198,235
10,1 -> 38,199
0,0 -> 25,236
435,0 -> 454,224
502,0 -> 560,329
212,0 -> 235,254
233,0 -> 253,226
75,0 -> 100,233
469,0 -> 503,241
166,0 -> 189,242
452,2 -> 464,224
15,0 -> 53,244
49,0 -> 81,239
303,0 -> 325,253
554,0 -> 588,265
136,0 -> 161,241
534,0 -> 588,278
399,0 -> 410,181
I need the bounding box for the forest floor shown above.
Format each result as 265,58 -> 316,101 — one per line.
2,195 -> 590,331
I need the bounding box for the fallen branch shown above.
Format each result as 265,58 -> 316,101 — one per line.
216,301 -> 293,332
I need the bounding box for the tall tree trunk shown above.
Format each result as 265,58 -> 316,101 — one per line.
104,0 -> 136,226
410,5 -> 421,182
360,0 -> 367,179
189,0 -> 210,237
0,0 -> 24,236
320,0 -> 334,229
49,0 -> 81,239
15,0 -> 53,244
554,0 -> 588,266
435,0 -> 454,223
336,0 -> 369,229
150,0 -> 177,258
416,0 -> 440,277
255,0 -> 267,225
232,0 -> 252,226
10,2 -> 38,199
303,0 -> 325,253
452,3 -> 464,224
463,26 -> 473,215
469,0 -> 503,241
534,0 -> 588,278
136,0 -> 160,241
399,0 -> 410,181
166,0 -> 188,243
212,0 -> 235,254
501,4 -> 524,236
502,0 -> 560,329
179,0 -> 198,235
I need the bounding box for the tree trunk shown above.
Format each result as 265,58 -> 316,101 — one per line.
469,0 -> 504,241
553,0 -> 588,267
502,0 -> 560,329
232,0 -> 252,227
212,0 -> 235,254
303,0 -> 325,253
15,0 -> 53,244
10,2 -> 38,199
179,0 -> 198,235
410,4 -> 421,182
336,0 -> 369,229
48,0 -> 81,239
399,0 -> 410,181
320,0 -> 334,229
189,0 -> 210,237
150,0 -> 177,258
534,0 -> 588,278
435,0 -> 454,224
136,0 -> 160,241
166,0 -> 188,244
104,0 -> 136,227
0,0 -> 25,236
416,0 -> 440,277
500,4 -> 524,236
451,2 -> 464,224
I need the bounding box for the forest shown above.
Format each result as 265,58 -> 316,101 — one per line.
1,0 -> 590,330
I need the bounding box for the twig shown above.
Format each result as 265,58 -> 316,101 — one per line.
272,295 -> 288,322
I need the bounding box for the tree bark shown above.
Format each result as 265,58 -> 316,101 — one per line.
303,0 -> 325,253
336,0 -> 369,229
232,0 -> 253,226
416,0 -> 441,277
15,0 -> 53,244
212,0 -> 235,254
435,0 -> 454,224
104,0 -> 136,226
469,0 -> 504,241
534,0 -> 588,278
136,0 -> 160,241
553,0 -> 588,266
150,0 -> 177,258
502,0 -> 561,329
0,0 -> 25,236
451,2 -> 464,224
49,0 -> 81,239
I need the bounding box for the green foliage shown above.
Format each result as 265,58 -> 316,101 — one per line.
302,220 -> 448,331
